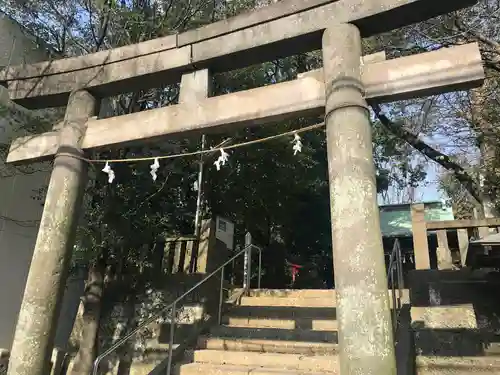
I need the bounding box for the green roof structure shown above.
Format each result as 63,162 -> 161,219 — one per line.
379,201 -> 454,237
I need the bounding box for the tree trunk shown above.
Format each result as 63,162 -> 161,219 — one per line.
116,296 -> 137,375
471,86 -> 500,218
478,138 -> 499,218
69,259 -> 106,375
68,296 -> 85,354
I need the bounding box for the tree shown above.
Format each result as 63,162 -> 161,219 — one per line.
367,0 -> 500,215
1,0 -> 468,372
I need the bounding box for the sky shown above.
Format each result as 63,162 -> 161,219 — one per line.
421,163 -> 443,201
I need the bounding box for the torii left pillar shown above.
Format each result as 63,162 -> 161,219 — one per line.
7,90 -> 98,375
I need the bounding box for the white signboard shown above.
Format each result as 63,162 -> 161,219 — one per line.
216,216 -> 234,250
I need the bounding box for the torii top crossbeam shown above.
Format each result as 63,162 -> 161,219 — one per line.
1,0 -> 483,166
1,0 -> 477,108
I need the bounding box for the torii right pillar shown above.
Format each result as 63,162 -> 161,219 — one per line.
323,24 -> 396,375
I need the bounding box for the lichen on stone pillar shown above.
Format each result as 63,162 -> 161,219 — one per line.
7,90 -> 98,375
322,23 -> 397,375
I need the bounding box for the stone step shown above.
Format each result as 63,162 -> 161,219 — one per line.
196,336 -> 338,355
222,316 -> 338,331
144,341 -> 180,353
226,305 -> 336,320
177,363 -> 337,375
239,296 -> 335,308
416,356 -> 500,374
233,289 -> 336,299
190,350 -> 338,372
209,325 -> 337,343
128,360 -> 164,375
236,290 -> 409,308
411,305 -> 480,330
413,329 -> 500,357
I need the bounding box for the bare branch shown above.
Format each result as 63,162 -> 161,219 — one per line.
372,103 -> 482,203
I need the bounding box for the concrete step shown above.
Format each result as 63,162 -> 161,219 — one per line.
196,336 -> 338,355
239,296 -> 334,308
140,342 -> 186,364
226,305 -> 336,320
209,325 -> 337,343
413,329 -> 500,357
416,356 -> 500,374
177,363 -> 337,375
233,289 -> 336,299
222,316 -> 338,331
237,289 -> 409,308
127,361 -> 164,375
190,350 -> 338,372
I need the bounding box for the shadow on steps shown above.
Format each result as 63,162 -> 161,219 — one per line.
208,325 -> 338,343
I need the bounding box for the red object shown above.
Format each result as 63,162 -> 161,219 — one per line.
288,262 -> 303,283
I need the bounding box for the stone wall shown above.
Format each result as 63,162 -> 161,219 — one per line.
409,269 -> 500,357
68,221 -> 231,375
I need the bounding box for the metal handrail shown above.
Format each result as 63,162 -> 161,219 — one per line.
92,242 -> 262,375
387,238 -> 404,335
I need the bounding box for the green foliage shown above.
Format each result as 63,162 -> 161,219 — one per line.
4,0 -> 431,292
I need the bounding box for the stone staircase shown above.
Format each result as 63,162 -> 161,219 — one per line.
7,280 -> 500,375
111,278 -> 500,375
176,289 -> 340,375
169,283 -> 500,375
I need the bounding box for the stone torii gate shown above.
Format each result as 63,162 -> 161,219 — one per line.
1,0 -> 483,374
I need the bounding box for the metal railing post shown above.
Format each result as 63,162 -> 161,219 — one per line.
166,302 -> 176,375
243,247 -> 249,291
387,238 -> 405,336
257,248 -> 262,289
396,240 -> 404,310
231,259 -> 236,286
390,267 -> 397,334
243,232 -> 252,294
247,247 -> 252,292
218,266 -> 225,325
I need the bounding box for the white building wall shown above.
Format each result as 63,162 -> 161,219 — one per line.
0,13 -> 84,351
